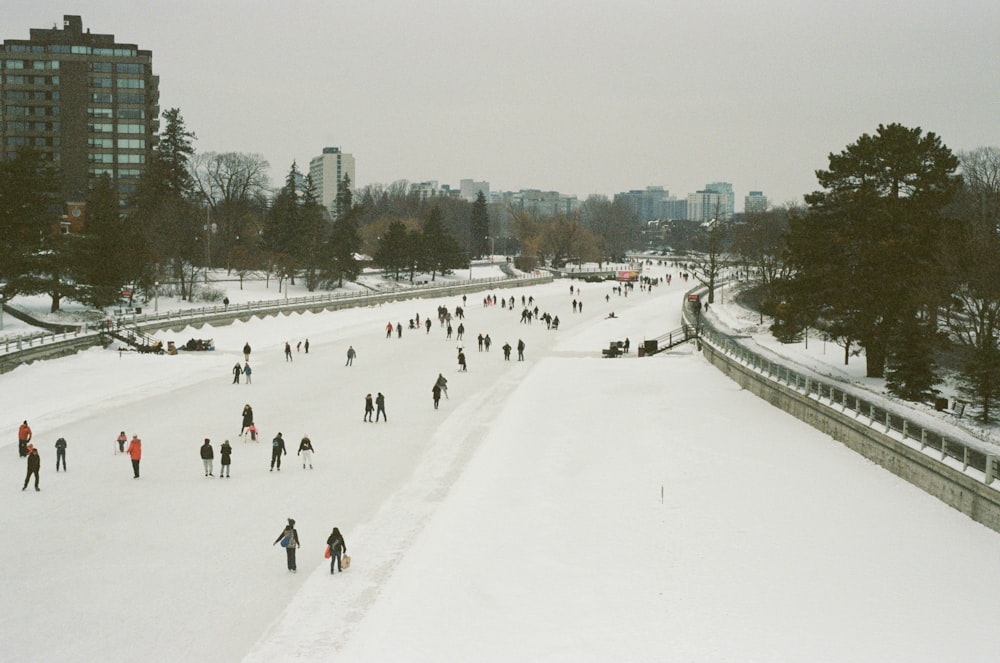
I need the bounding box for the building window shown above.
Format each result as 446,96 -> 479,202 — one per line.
117,168 -> 141,179
4,90 -> 29,100
48,45 -> 71,54
32,60 -> 58,70
90,77 -> 113,88
72,45 -> 92,55
89,92 -> 113,104
116,138 -> 145,149
88,122 -> 113,133
116,108 -> 144,119
5,75 -> 26,84
88,107 -> 114,118
117,122 -> 144,134
88,167 -> 114,177
117,153 -> 145,164
116,78 -> 144,89
116,63 -> 143,74
88,153 -> 114,164
89,62 -> 113,73
93,48 -> 114,57
4,60 -> 25,69
89,137 -> 114,148
117,92 -> 143,104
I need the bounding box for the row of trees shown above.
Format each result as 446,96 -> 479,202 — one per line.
719,124 -> 1000,421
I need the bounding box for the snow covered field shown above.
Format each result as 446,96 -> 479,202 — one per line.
4,271 -> 1000,662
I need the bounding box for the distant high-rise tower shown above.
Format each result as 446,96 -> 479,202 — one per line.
0,15 -> 160,208
744,190 -> 768,214
459,178 -> 490,203
687,190 -> 727,222
704,182 -> 735,219
308,147 -> 355,218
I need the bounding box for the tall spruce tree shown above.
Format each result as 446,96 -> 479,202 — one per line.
131,108 -> 200,299
470,191 -> 490,258
0,148 -> 57,302
783,123 -> 959,397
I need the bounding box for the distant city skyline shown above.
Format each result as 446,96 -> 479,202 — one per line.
5,2 -> 998,210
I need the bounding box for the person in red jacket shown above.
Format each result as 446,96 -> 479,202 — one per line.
18,420 -> 32,458
126,434 -> 142,478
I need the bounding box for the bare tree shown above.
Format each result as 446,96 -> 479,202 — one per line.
189,152 -> 271,271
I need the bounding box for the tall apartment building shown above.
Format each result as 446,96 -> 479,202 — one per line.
0,15 -> 159,209
459,178 -> 490,203
687,190 -> 727,222
704,182 -> 735,219
308,146 -> 355,218
744,190 -> 768,214
614,186 -> 683,222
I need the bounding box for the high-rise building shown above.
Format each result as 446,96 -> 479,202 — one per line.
744,190 -> 768,214
308,146 -> 355,218
687,190 -> 727,222
704,182 -> 735,219
614,186 -> 681,222
0,15 -> 160,208
459,178 -> 489,203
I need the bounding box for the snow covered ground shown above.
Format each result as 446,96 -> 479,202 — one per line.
4,269 -> 1000,662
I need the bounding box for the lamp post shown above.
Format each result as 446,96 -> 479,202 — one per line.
284,274 -> 289,303
487,236 -> 495,264
154,281 -> 159,313
0,293 -> 4,330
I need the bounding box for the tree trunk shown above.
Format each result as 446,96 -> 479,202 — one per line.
865,343 -> 886,378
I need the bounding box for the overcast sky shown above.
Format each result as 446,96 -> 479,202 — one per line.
8,1 -> 999,208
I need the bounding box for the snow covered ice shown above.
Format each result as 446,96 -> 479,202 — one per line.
3,272 -> 1000,662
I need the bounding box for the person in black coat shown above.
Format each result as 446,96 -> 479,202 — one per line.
232,362 -> 242,384
200,438 -> 214,476
219,440 -> 232,478
375,392 -> 387,422
241,404 -> 254,436
326,527 -> 348,574
23,446 -> 40,491
364,393 -> 374,422
270,433 -> 287,471
273,518 -> 299,572
55,437 -> 67,472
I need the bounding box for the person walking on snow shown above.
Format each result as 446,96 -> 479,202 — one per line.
375,392 -> 387,422
364,393 -> 374,422
457,323 -> 465,340
284,342 -> 293,362
502,342 -> 512,361
22,446 -> 40,491
458,350 -> 467,371
270,432 -> 287,471
327,527 -> 348,574
243,362 -> 252,384
517,339 -> 525,361
232,362 -> 242,384
346,345 -> 356,366
55,437 -> 67,472
298,435 -> 315,469
18,420 -> 32,458
243,342 -> 252,362
241,404 -> 254,436
304,339 -> 310,354
273,518 -> 300,573
127,434 -> 142,478
219,440 -> 232,478
116,431 -> 127,455
200,438 -> 214,476
386,322 -> 393,338
435,373 -> 449,399
432,383 -> 442,409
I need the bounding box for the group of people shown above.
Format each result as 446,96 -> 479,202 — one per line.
273,519 -> 349,575
17,420 -> 142,489
363,393 -> 387,422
